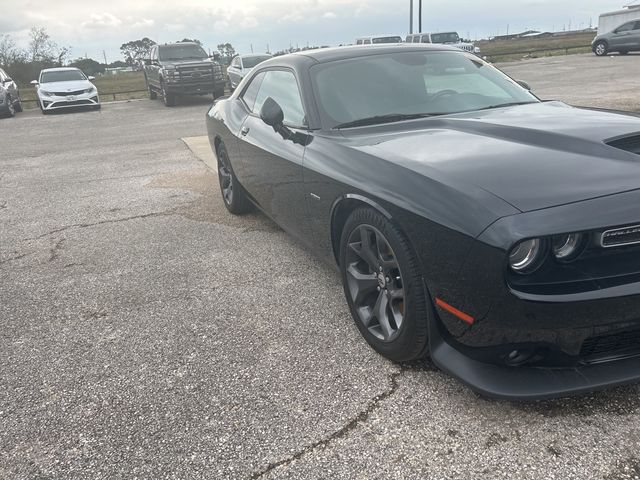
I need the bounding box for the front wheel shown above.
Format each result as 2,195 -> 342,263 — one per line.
148,82 -> 157,100
5,95 -> 15,117
161,81 -> 175,107
13,96 -> 23,113
217,143 -> 253,214
340,208 -> 430,362
594,41 -> 608,56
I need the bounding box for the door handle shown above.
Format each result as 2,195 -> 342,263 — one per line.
240,126 -> 250,136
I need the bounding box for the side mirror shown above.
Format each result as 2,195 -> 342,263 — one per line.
260,97 -> 284,128
516,80 -> 531,91
30,80 -> 38,86
88,76 -> 95,80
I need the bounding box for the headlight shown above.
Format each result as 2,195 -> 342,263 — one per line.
509,238 -> 544,274
551,233 -> 585,262
84,87 -> 95,94
40,90 -> 54,96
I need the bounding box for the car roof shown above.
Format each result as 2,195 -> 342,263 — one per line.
240,53 -> 272,58
291,43 -> 458,63
40,67 -> 81,73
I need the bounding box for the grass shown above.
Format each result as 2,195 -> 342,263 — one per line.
18,71 -> 148,109
478,31 -> 596,62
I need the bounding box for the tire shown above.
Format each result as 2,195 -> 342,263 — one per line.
5,95 -> 15,117
217,142 -> 253,214
147,81 -> 157,100
161,80 -> 175,107
340,208 -> 430,363
13,96 -> 23,113
93,104 -> 101,111
594,41 -> 608,56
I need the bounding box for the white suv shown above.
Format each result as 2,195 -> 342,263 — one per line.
406,32 -> 481,55
31,67 -> 100,114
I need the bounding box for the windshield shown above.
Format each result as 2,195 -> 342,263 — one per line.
242,55 -> 271,69
430,32 -> 461,44
40,70 -> 86,83
311,51 -> 538,129
372,36 -> 403,44
159,45 -> 208,61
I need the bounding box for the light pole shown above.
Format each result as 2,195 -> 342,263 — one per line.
409,0 -> 413,34
418,0 -> 422,33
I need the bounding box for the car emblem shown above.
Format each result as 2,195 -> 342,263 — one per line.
601,224 -> 640,248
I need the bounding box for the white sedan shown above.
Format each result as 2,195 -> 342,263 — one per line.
32,67 -> 100,114
226,54 -> 272,91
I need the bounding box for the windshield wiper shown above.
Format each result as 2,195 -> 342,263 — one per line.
476,101 -> 537,111
334,113 -> 439,129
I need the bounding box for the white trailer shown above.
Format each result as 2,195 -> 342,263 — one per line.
598,4 -> 640,34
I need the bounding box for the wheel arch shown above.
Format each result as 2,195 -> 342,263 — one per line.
330,194 -> 393,265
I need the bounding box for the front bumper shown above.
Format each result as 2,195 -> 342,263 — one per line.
164,79 -> 226,95
429,188 -> 640,399
40,92 -> 100,111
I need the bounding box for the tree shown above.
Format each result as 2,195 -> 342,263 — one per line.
179,38 -> 202,46
0,34 -> 22,68
216,43 -> 236,62
120,37 -> 156,66
27,26 -> 57,63
69,57 -> 105,76
108,60 -> 128,68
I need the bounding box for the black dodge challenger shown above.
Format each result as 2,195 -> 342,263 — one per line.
206,44 -> 640,400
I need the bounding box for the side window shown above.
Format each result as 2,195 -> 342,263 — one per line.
634,21 -> 640,30
421,35 -> 431,43
231,57 -> 239,68
356,39 -> 363,45
241,71 -> 265,111
364,39 -> 371,44
617,22 -> 634,32
253,70 -> 306,127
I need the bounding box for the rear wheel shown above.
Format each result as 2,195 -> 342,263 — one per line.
594,41 -> 608,56
161,80 -> 175,107
217,142 -> 253,214
340,208 -> 430,362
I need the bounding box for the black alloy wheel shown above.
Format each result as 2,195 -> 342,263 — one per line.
216,143 -> 253,214
340,208 -> 430,362
14,96 -> 23,113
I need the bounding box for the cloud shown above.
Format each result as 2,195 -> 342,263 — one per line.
81,13 -> 123,29
322,12 -> 337,19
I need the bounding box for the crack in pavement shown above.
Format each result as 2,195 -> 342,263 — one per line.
48,238 -> 66,263
0,252 -> 30,266
24,211 -> 172,241
249,367 -> 405,479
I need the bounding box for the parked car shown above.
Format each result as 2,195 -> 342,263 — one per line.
207,43 -> 640,400
355,35 -> 403,45
406,31 -> 481,55
0,68 -> 23,117
227,54 -> 272,91
592,19 -> 640,56
144,42 -> 225,106
31,67 -> 100,114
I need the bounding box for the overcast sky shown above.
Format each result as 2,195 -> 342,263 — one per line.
2,0 -> 630,62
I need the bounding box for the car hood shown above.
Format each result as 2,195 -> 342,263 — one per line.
161,59 -> 216,68
40,80 -> 93,91
341,102 -> 640,212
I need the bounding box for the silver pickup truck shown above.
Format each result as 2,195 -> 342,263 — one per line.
144,42 -> 225,107
406,32 -> 481,56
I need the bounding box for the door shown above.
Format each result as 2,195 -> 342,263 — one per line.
631,21 -> 640,51
235,69 -> 309,233
611,21 -> 636,49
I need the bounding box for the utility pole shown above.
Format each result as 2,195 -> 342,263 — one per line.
250,43 -> 254,53
418,0 -> 422,33
409,0 -> 413,34
102,50 -> 108,67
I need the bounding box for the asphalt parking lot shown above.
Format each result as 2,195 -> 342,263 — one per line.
2,56 -> 640,479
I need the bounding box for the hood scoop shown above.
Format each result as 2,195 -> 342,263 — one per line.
606,134 -> 640,155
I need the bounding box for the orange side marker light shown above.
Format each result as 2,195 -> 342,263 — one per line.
435,298 -> 475,325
